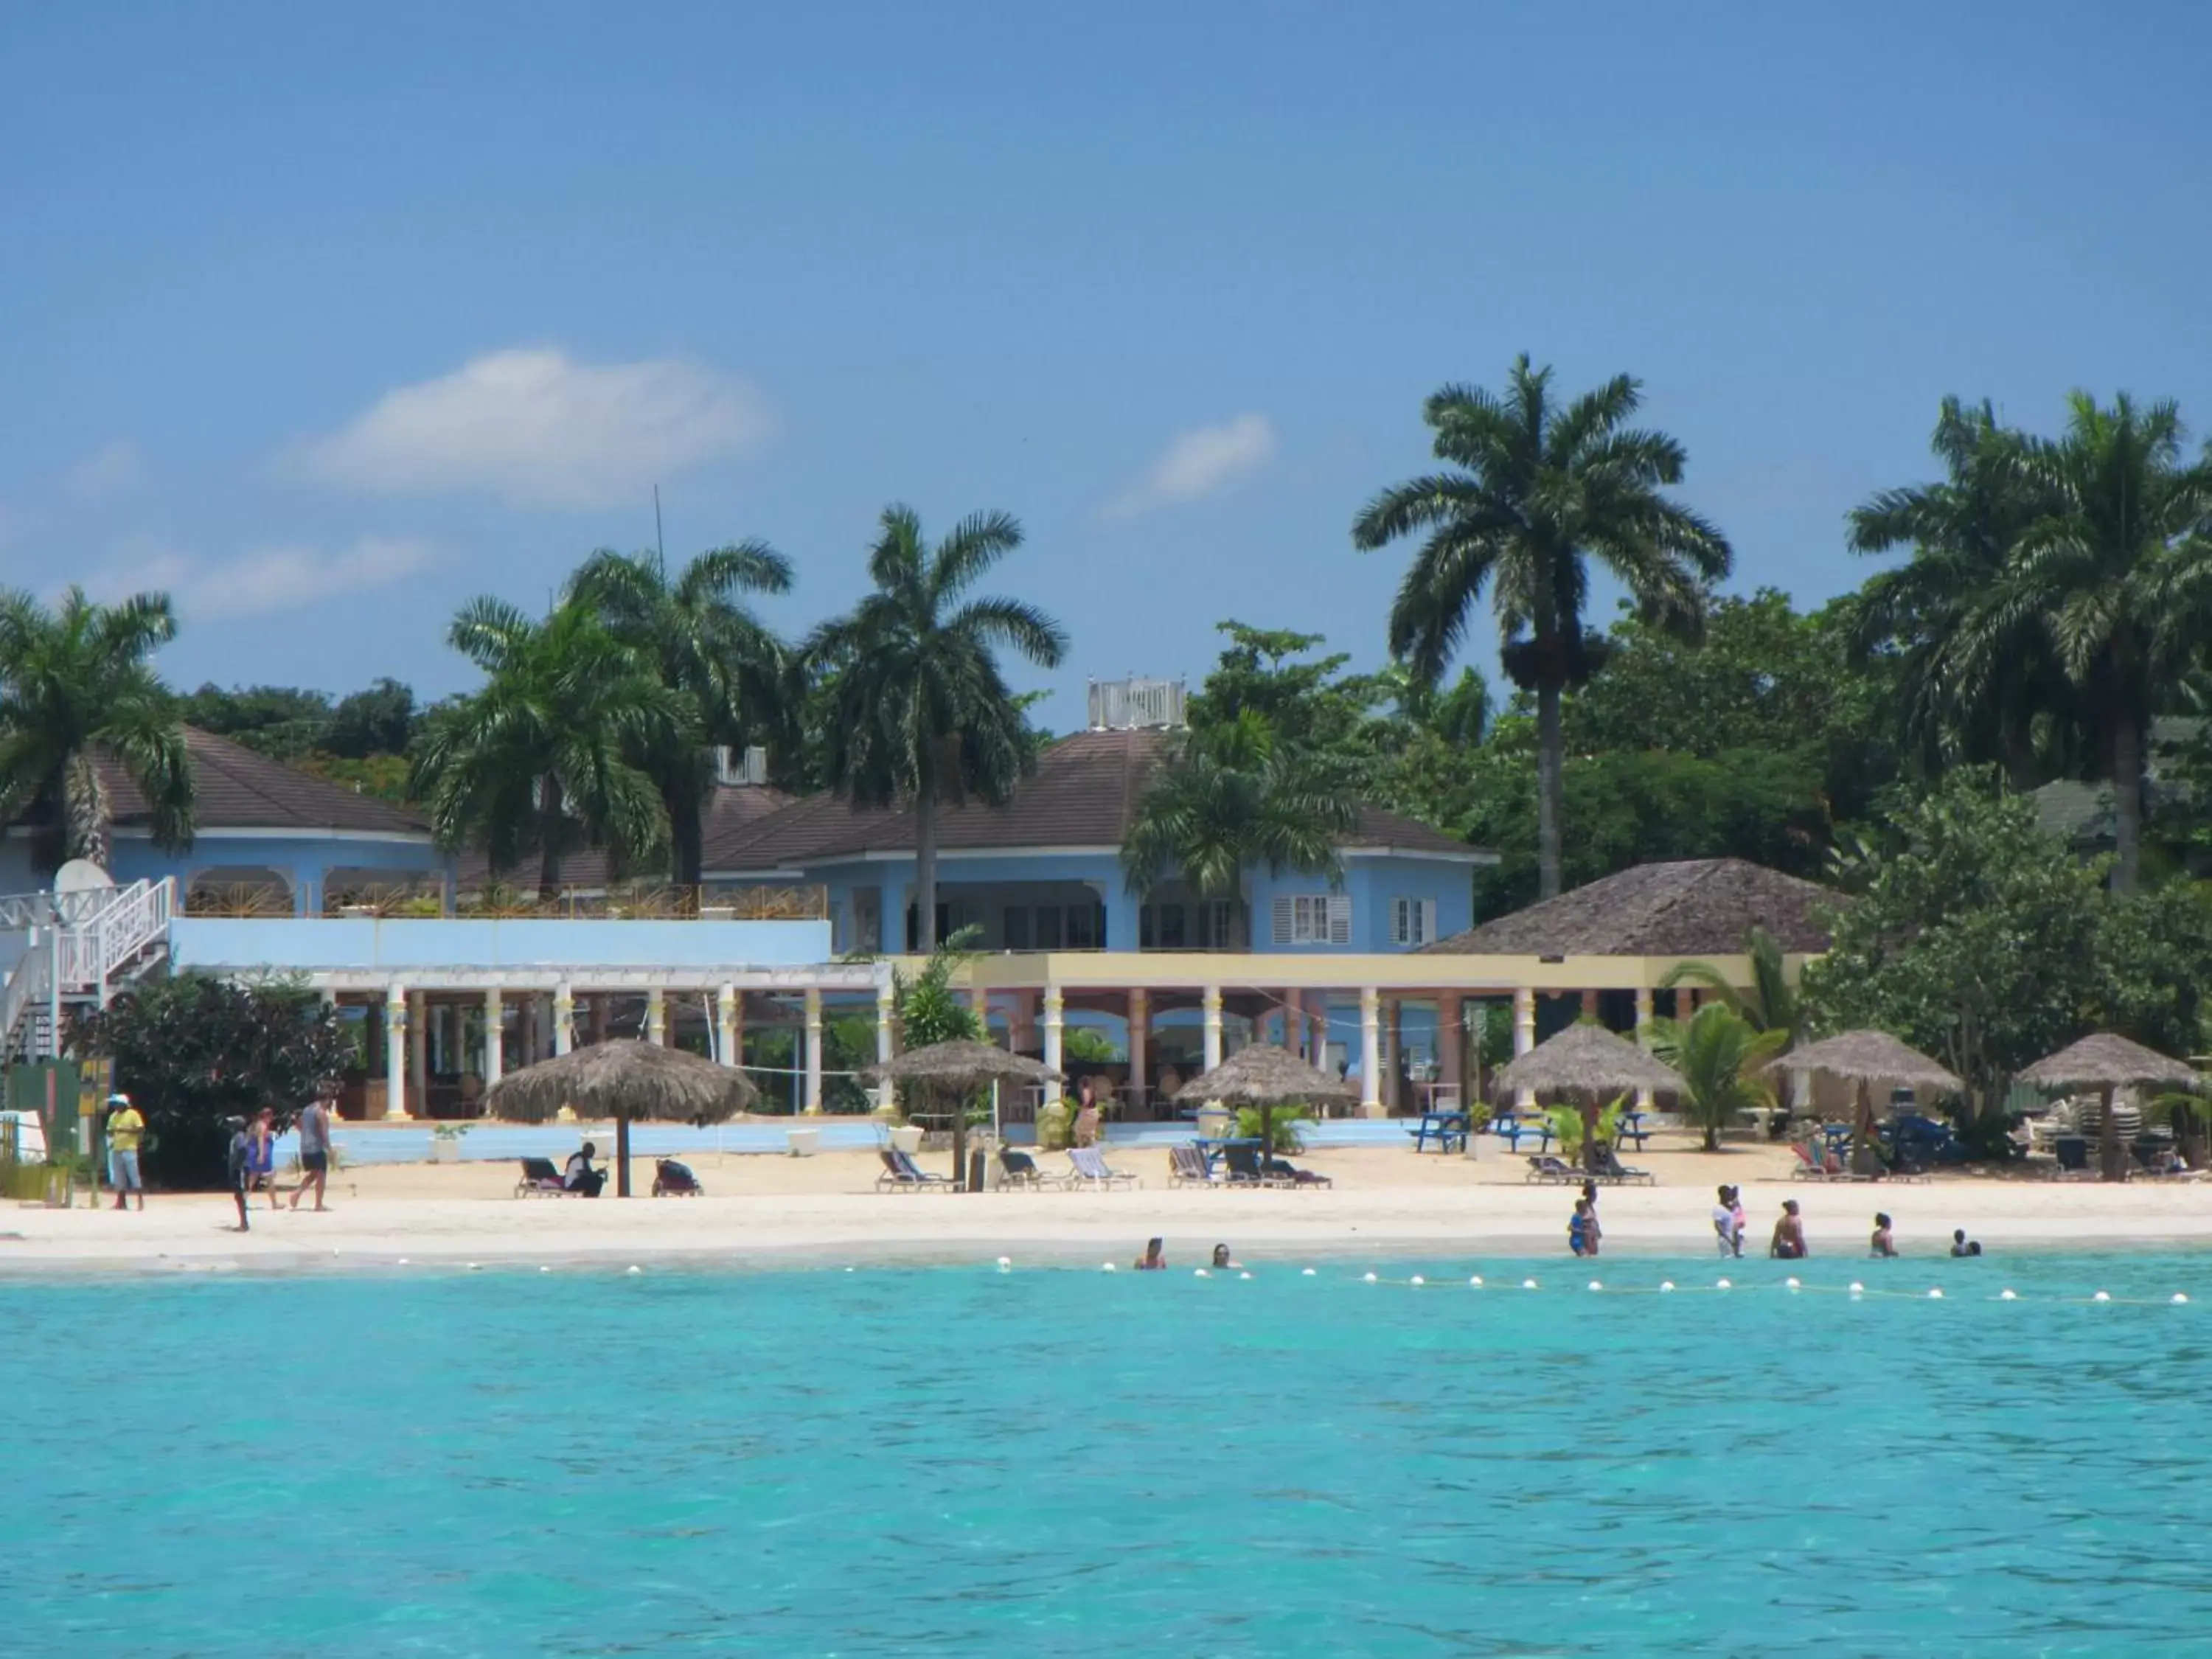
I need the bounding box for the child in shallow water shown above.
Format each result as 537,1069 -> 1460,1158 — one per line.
1568,1199 -> 1599,1257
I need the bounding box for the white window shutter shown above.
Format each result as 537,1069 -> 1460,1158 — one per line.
1420,898 -> 1436,945
1328,894 -> 1352,945
1273,895 -> 1294,945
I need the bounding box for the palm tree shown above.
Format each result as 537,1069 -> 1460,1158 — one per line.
0,586 -> 192,869
1121,711 -> 1360,933
1658,926 -> 1802,1042
1848,397 -> 2078,787
1643,1002 -> 1789,1152
808,506 -> 1066,951
571,540 -> 794,886
1992,393 -> 2212,891
412,596 -> 692,899
1353,356 -> 1731,898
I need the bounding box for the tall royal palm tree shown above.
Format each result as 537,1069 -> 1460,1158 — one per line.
808,506 -> 1066,951
0,586 -> 192,869
1848,397 -> 2079,786
1121,711 -> 1361,933
1353,356 -> 1731,899
571,540 -> 795,887
1989,393 -> 2212,892
412,596 -> 693,900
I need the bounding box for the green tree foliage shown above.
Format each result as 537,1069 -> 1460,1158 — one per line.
571,540 -> 795,886
1353,355 -> 1731,899
809,506 -> 1066,951
177,683 -> 335,759
1799,770 -> 2112,1113
72,972 -> 355,1189
411,596 -> 691,897
325,678 -> 419,759
1643,1002 -> 1788,1151
0,586 -> 192,869
891,927 -> 989,1180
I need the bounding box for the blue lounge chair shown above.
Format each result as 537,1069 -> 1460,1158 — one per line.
877,1147 -> 956,1192
998,1146 -> 1067,1190
1066,1147 -> 1141,1190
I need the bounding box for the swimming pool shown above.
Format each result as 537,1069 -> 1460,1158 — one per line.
10,1253 -> 2208,1655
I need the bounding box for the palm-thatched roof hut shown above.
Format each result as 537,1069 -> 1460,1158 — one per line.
1491,1023 -> 1685,1173
1779,1032 -> 1963,1175
2019,1034 -> 2202,1181
483,1040 -> 759,1197
1419,858 -> 1837,958
862,1040 -> 1063,1191
1175,1043 -> 1359,1153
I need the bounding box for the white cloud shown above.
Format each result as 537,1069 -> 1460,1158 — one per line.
289,347 -> 774,509
1103,414 -> 1278,521
63,441 -> 146,500
91,535 -> 432,620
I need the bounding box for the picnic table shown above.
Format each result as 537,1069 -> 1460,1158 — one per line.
1407,1110 -> 1470,1154
1486,1112 -> 1555,1154
1615,1110 -> 1651,1151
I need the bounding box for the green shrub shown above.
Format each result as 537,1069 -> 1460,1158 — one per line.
1233,1107 -> 1310,1154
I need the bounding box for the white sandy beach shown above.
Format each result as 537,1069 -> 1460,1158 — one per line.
6,1137 -> 2211,1271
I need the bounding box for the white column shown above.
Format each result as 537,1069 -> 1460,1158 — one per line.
1202,985 -> 1223,1074
874,981 -> 897,1114
803,987 -> 824,1113
715,984 -> 738,1068
1042,987 -> 1065,1083
384,984 -> 409,1119
1359,987 -> 1382,1116
554,982 -> 575,1056
1634,986 -> 1655,1110
482,988 -> 504,1087
646,989 -> 666,1048
1127,988 -> 1149,1109
407,992 -> 427,1102
1438,992 -> 1463,1109
1513,985 -> 1536,1109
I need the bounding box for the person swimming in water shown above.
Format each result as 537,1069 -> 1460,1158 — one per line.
1135,1238 -> 1166,1270
1871,1213 -> 1896,1257
1210,1243 -> 1240,1270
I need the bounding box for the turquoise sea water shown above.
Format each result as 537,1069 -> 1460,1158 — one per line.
10,1253 -> 2212,1656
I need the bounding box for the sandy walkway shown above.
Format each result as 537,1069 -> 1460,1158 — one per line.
4,1138 -> 2209,1271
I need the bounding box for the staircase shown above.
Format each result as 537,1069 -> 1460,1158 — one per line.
0,878 -> 175,1061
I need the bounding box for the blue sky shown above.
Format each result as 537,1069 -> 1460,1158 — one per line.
4,1 -> 2208,727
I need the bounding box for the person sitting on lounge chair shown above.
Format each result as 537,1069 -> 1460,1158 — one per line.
1135,1237 -> 1166,1270
1871,1213 -> 1896,1257
564,1143 -> 607,1197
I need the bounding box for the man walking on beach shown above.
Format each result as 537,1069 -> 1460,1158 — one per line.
105,1092 -> 145,1211
289,1083 -> 335,1212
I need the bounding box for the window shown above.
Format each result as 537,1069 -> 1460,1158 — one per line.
1138,905 -> 1154,949
1271,893 -> 1351,946
1158,902 -> 1186,949
1003,906 -> 1030,950
1391,897 -> 1438,947
1066,902 -> 1098,949
1034,905 -> 1063,949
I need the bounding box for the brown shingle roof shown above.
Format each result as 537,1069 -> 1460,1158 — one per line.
458,782 -> 791,889
702,728 -> 1484,872
101,728 -> 428,837
1418,858 -> 1836,958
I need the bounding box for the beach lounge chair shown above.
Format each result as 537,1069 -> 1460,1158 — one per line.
1262,1154 -> 1332,1188
1065,1146 -> 1141,1190
1524,1155 -> 1578,1185
651,1158 -> 703,1197
1168,1144 -> 1219,1189
515,1156 -> 578,1197
877,1147 -> 957,1192
998,1146 -> 1066,1191
1592,1144 -> 1655,1186
1219,1144 -> 1269,1187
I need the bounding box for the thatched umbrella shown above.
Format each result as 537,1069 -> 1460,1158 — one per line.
1777,1032 -> 1963,1176
1175,1043 -> 1360,1158
863,1040 -> 1062,1191
482,1040 -> 759,1197
2018,1033 -> 2202,1182
1490,1023 -> 1685,1173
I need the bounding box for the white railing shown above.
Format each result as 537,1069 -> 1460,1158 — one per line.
1088,676 -> 1187,731
0,892 -> 55,930
0,877 -> 175,1058
0,940 -> 51,1057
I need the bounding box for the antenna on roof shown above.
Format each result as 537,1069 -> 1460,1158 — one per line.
653,484 -> 665,567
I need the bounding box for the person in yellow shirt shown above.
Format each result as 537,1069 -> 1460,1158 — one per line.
105,1093 -> 145,1211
